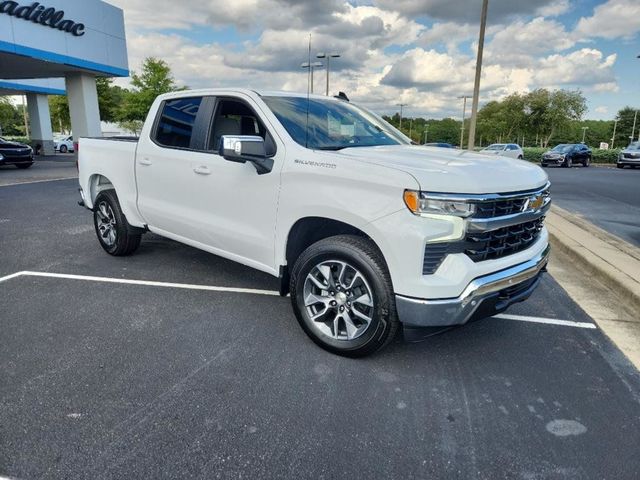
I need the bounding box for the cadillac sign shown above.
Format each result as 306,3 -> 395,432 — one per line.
0,1 -> 86,37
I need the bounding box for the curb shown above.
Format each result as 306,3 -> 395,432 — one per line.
546,205 -> 640,316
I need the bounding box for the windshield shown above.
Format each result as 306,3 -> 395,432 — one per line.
262,96 -> 410,150
552,144 -> 573,153
627,141 -> 640,150
484,144 -> 505,151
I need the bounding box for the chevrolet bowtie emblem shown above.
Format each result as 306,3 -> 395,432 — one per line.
526,194 -> 544,211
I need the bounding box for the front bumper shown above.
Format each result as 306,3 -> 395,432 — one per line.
396,244 -> 550,327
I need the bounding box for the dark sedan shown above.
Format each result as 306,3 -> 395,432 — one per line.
0,137 -> 34,169
541,144 -> 591,168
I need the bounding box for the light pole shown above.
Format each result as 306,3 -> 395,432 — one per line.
397,103 -> 408,130
631,109 -> 638,144
467,0 -> 489,150
611,119 -> 618,149
409,118 -> 413,141
316,52 -> 340,96
424,126 -> 429,144
457,95 -> 470,148
581,126 -> 589,143
301,61 -> 323,94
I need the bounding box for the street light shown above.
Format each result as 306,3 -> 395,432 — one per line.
301,61 -> 323,94
316,52 -> 340,96
457,95 -> 471,148
396,103 -> 408,130
467,0 -> 489,150
581,126 -> 589,143
424,125 -> 429,144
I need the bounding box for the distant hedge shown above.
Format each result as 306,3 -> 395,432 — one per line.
522,147 -> 621,164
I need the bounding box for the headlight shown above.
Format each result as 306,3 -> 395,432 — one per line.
403,190 -> 476,217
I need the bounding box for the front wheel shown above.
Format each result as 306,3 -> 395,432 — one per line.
93,189 -> 141,256
15,163 -> 33,169
59,145 -> 68,153
290,235 -> 399,357
564,157 -> 573,168
584,155 -> 591,167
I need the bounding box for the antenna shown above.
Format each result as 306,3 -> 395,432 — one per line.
305,33 -> 311,148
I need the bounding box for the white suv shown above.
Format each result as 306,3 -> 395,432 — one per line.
480,143 -> 524,160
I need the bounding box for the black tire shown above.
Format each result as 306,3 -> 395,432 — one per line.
541,162 -> 547,168
60,145 -> 68,153
290,235 -> 399,357
564,156 -> 572,168
93,189 -> 141,256
617,164 -> 624,169
583,155 -> 591,167
15,163 -> 33,169
517,155 -> 523,160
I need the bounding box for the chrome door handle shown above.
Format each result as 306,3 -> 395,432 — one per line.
139,158 -> 152,166
193,166 -> 211,175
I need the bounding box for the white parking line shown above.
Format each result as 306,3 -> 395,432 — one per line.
0,271 -> 599,328
494,313 -> 597,329
0,271 -> 281,296
0,176 -> 77,188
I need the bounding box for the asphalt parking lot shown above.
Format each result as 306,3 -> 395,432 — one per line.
545,165 -> 640,246
2,172 -> 640,479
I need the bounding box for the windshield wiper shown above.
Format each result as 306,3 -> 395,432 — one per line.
315,146 -> 348,151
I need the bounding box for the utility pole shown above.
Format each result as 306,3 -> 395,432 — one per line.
409,118 -> 413,141
467,0 -> 489,150
301,62 -> 323,94
457,95 -> 469,148
424,126 -> 429,144
397,103 -> 408,130
611,119 -> 618,149
581,126 -> 589,144
631,109 -> 638,145
316,52 -> 340,96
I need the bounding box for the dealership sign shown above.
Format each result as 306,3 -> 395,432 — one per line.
0,1 -> 85,37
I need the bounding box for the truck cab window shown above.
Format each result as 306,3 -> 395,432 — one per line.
209,99 -> 276,156
154,97 -> 203,149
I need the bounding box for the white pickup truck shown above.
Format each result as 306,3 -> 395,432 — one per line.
78,89 -> 550,357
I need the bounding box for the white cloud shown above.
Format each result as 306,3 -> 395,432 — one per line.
536,0 -> 571,17
575,0 -> 640,40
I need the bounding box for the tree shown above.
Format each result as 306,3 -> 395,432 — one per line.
96,77 -> 125,123
526,89 -> 586,147
118,57 -> 184,122
613,107 -> 639,147
0,98 -> 24,136
49,95 -> 71,133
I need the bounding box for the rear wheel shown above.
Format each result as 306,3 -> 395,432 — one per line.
583,155 -> 591,167
93,189 -> 142,256
290,235 -> 399,357
60,145 -> 68,153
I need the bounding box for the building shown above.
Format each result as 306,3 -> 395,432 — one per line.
0,0 -> 128,154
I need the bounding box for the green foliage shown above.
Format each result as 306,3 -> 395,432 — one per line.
477,89 -> 587,148
613,107 -> 640,148
0,97 -> 25,136
117,119 -> 144,135
383,115 -> 461,145
49,95 -> 71,133
118,57 -> 185,122
96,77 -> 125,123
522,147 -> 621,164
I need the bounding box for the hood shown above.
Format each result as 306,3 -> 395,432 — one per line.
334,145 -> 548,194
0,141 -> 29,149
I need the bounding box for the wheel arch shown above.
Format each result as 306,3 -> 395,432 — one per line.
279,216 -> 387,296
88,174 -> 115,207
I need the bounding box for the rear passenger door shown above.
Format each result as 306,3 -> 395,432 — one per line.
135,95 -> 210,240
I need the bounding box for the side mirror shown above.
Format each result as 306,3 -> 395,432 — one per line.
219,135 -> 274,175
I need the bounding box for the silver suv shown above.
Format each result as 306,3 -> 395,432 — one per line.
618,141 -> 640,169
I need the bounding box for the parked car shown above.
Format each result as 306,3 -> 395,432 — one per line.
480,143 -> 524,159
54,135 -> 74,153
541,144 -> 591,168
0,137 -> 33,169
617,141 -> 640,169
424,142 -> 454,148
78,89 -> 550,357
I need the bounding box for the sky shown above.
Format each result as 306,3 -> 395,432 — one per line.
108,0 -> 640,120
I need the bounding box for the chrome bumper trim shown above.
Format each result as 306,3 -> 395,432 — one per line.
396,244 -> 550,327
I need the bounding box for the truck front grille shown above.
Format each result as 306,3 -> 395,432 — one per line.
473,198 -> 528,218
465,217 -> 545,262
